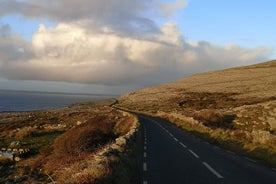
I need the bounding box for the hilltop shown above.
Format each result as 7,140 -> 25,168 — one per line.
119,60 -> 276,165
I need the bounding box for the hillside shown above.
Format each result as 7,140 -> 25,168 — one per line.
118,60 -> 276,165
0,100 -> 139,183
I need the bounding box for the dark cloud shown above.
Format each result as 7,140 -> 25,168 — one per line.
158,0 -> 188,17
0,0 -> 158,35
0,23 -> 11,37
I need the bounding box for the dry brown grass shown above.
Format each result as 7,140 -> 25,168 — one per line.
53,116 -> 116,157
24,115 -> 117,180
118,60 -> 276,166
11,106 -> 139,183
192,109 -> 224,127
0,99 -> 139,183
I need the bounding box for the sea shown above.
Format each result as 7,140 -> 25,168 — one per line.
0,89 -> 117,112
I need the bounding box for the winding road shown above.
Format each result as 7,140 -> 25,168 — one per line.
138,114 -> 276,184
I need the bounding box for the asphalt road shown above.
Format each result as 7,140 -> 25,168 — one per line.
138,114 -> 276,184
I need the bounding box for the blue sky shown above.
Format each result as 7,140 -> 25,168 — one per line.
0,0 -> 275,94
175,0 -> 275,52
1,15 -> 56,40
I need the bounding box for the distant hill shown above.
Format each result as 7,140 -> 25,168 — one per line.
119,59 -> 276,165
119,59 -> 276,132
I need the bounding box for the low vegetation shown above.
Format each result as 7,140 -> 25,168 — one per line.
118,60 -> 276,167
0,99 -> 140,183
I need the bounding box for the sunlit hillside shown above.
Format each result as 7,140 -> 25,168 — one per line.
119,60 -> 276,165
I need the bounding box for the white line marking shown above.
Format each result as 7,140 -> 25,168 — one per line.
173,137 -> 179,142
144,146 -> 147,150
168,133 -> 173,137
144,152 -> 147,158
188,149 -> 199,158
143,163 -> 147,171
180,142 -> 187,148
144,141 -> 147,145
143,181 -> 148,184
244,157 -> 257,163
202,162 -> 224,179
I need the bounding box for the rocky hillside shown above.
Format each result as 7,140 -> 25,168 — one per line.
119,60 -> 276,165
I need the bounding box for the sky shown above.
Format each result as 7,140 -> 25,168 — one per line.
0,0 -> 275,95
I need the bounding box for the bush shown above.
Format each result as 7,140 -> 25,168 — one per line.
192,110 -> 235,129
114,116 -> 134,135
0,157 -> 14,167
194,110 -> 224,127
14,126 -> 37,138
53,116 -> 116,157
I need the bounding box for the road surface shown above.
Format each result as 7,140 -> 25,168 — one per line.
138,114 -> 276,184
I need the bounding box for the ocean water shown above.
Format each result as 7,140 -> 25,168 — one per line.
0,90 -> 116,112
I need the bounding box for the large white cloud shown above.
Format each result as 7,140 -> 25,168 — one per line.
0,22 -> 271,86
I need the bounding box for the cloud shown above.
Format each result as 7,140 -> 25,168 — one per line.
158,0 -> 189,17
0,23 -> 33,64
0,0 -> 273,91
0,23 -> 11,38
0,0 -> 158,35
0,22 -> 271,87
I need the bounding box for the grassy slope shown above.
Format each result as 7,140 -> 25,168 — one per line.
0,99 -> 139,183
118,60 -> 276,166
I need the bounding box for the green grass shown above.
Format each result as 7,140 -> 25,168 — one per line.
0,130 -> 65,153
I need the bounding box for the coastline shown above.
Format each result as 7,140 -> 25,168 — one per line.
0,90 -> 118,113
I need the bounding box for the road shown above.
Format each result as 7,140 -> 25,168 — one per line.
138,114 -> 276,184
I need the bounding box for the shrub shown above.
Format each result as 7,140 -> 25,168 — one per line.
53,116 -> 116,157
0,157 -> 14,167
193,109 -> 224,127
0,157 -> 14,178
114,116 -> 134,135
14,126 -> 37,138
192,110 -> 235,129
231,130 -> 251,142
